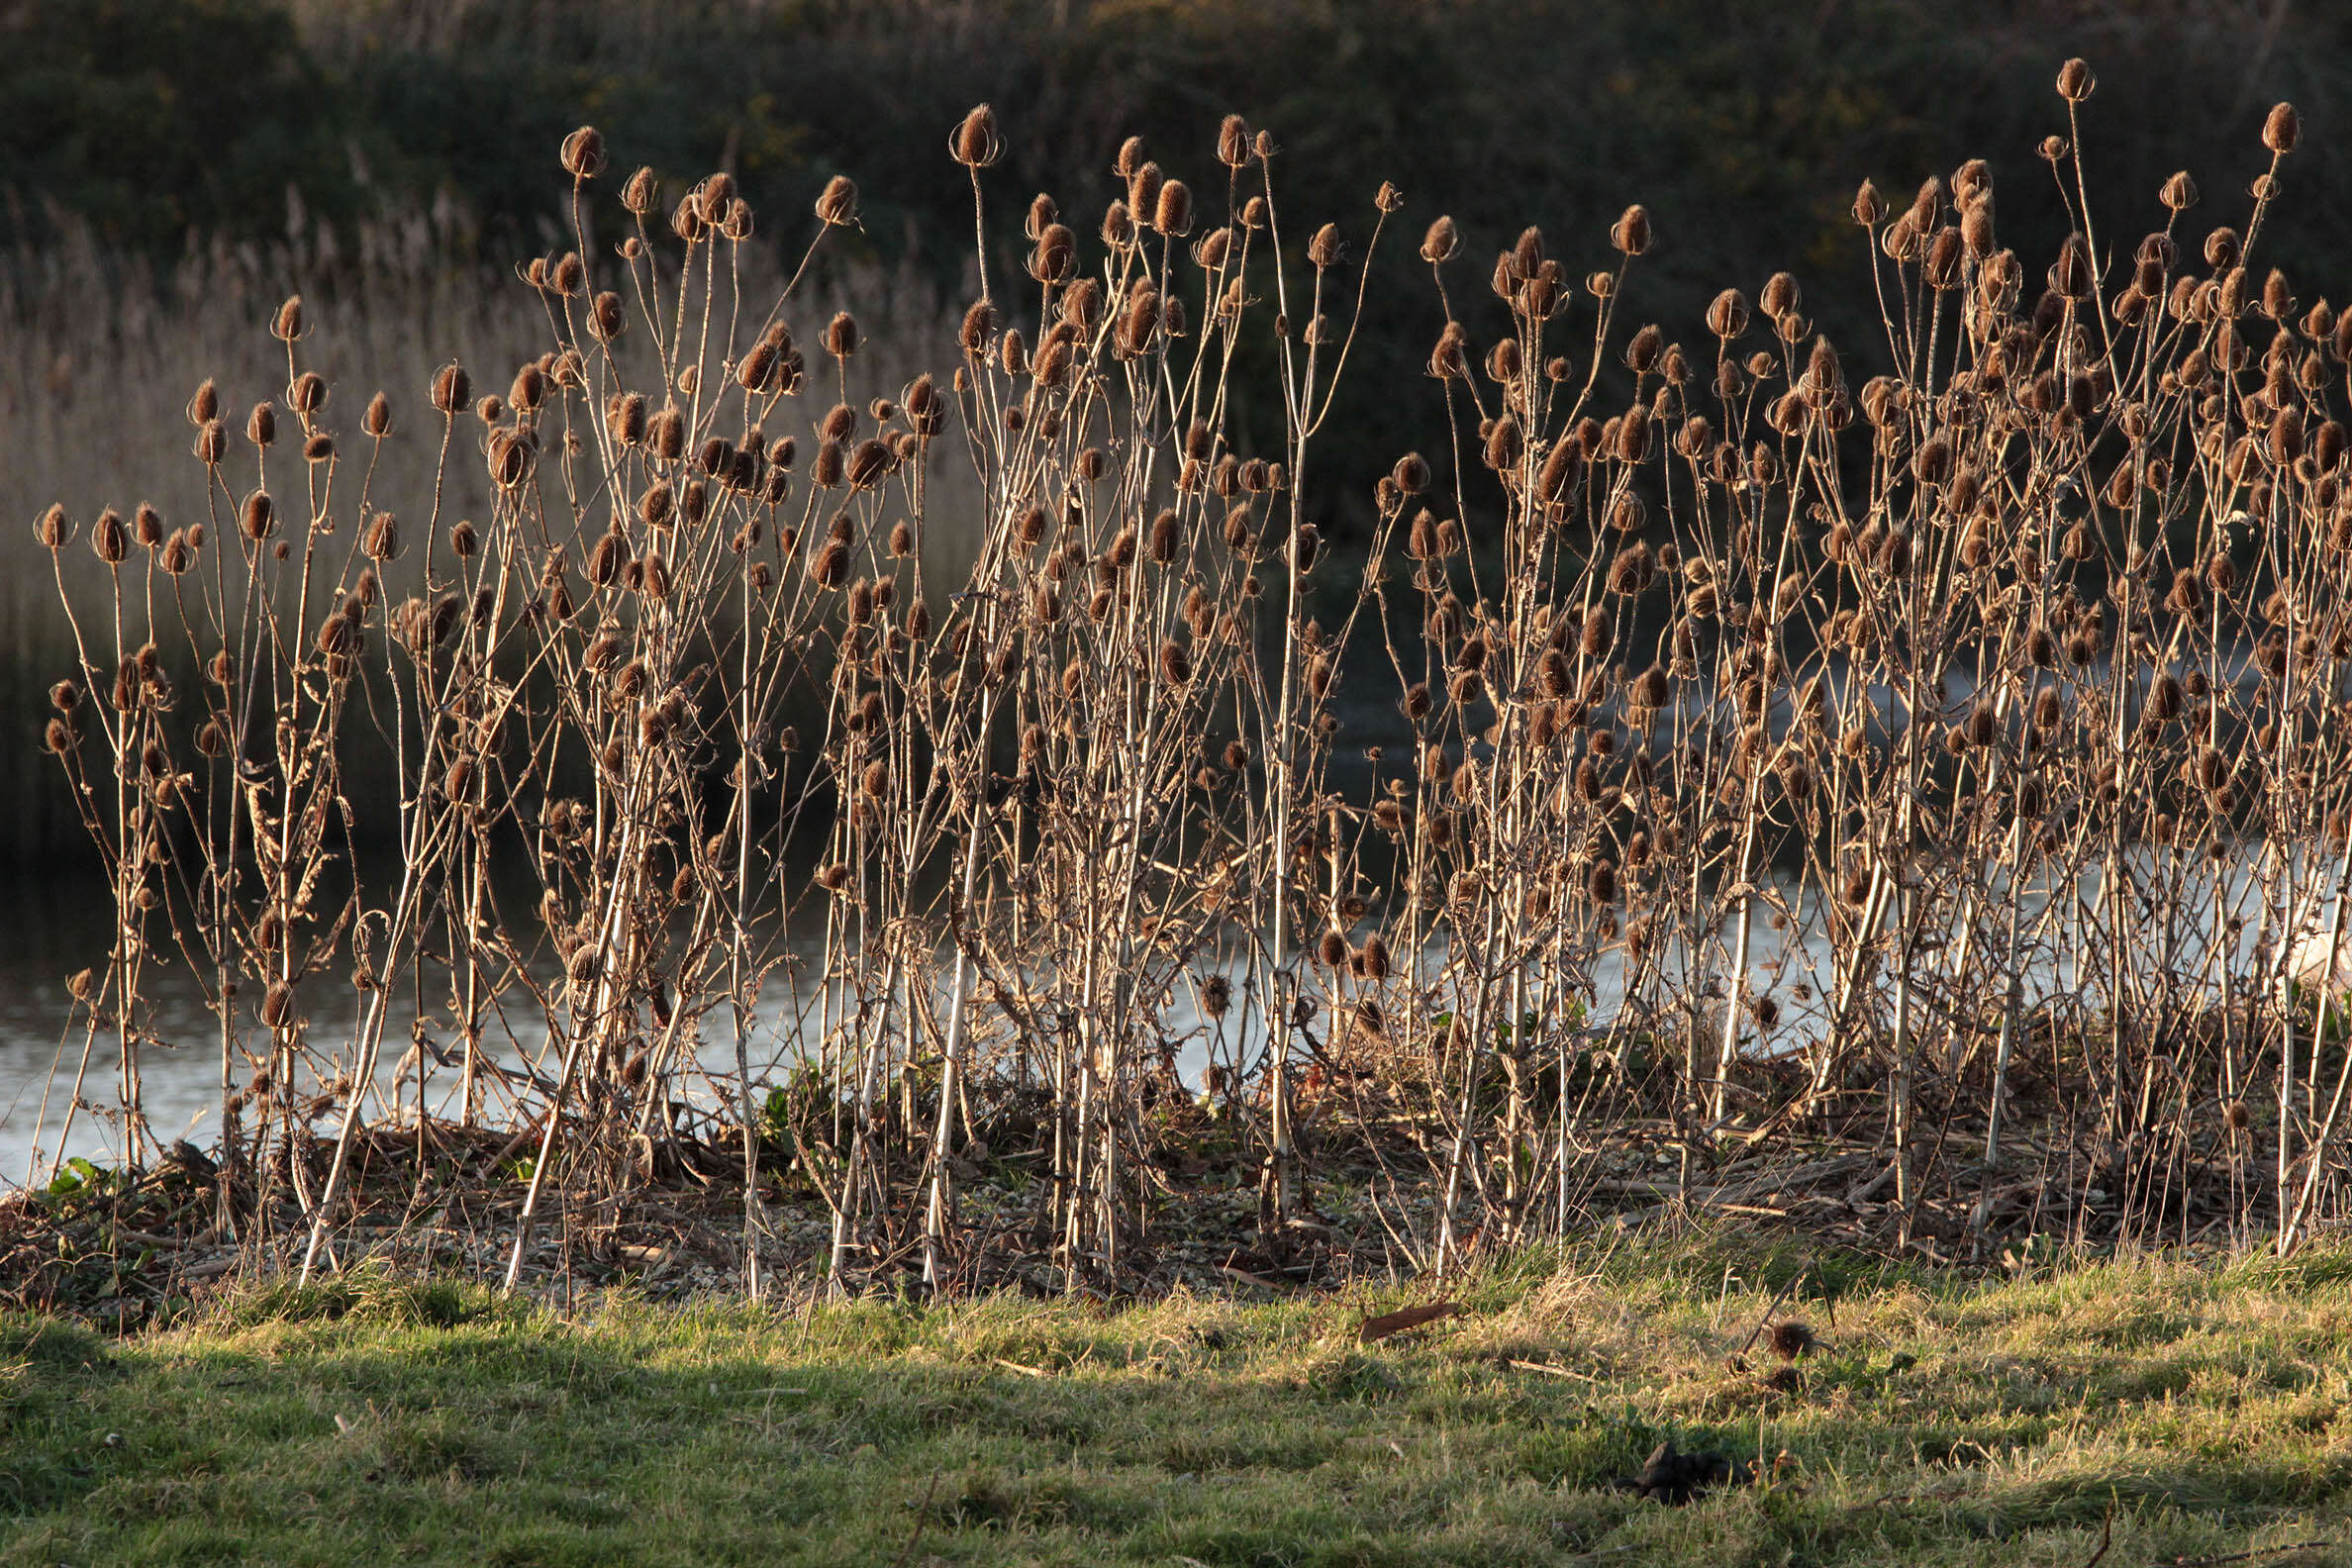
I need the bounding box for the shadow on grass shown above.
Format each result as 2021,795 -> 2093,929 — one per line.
2,1264 -> 2349,1566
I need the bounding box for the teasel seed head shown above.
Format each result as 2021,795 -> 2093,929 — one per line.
787,534 -> 841,589
1421,215 -> 1459,264
431,362 -> 470,416
287,369 -> 327,416
83,506 -> 127,565
1706,288 -> 1750,340
260,979 -> 295,1028
560,125 -> 607,178
1142,508 -> 1179,564
1153,179 -> 1193,237
2265,102 -> 2301,154
2153,169 -> 2199,215
816,174 -> 859,227
1610,203 -> 1651,255
271,295 -> 304,342
246,401 -> 276,447
363,511 -> 399,561
951,103 -> 1003,168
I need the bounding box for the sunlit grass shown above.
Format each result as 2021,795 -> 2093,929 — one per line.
5,1235 -> 2351,1564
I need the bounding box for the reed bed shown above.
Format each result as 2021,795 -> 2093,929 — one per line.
20,65 -> 2352,1302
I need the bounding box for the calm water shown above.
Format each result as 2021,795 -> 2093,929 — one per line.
0,850 -> 2316,1188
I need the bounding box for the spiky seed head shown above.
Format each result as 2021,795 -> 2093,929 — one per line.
83,506 -> 126,565
1201,973 -> 1232,1019
951,104 -> 1003,167
2264,102 -> 2301,153
363,512 -> 399,561
1216,114 -> 1252,168
559,125 -> 607,178
1611,204 -> 1651,255
2056,58 -> 2096,102
1153,180 -> 1193,237
1707,289 -> 1750,340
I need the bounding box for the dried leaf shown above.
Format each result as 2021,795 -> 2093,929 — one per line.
1358,1301 -> 1460,1343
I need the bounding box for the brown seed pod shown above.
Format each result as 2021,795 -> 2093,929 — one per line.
239,490 -> 275,540
431,362 -> 470,416
951,104 -> 1003,168
363,511 -> 399,561
90,508 -> 128,564
1215,114 -> 1253,169
1198,972 -> 1235,1022
1707,288 -> 1750,340
1153,180 -> 1193,237
1610,203 -> 1651,255
2264,102 -> 2301,154
816,174 -> 859,226
559,125 -> 607,178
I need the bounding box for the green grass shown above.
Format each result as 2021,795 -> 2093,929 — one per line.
6,1235 -> 2352,1565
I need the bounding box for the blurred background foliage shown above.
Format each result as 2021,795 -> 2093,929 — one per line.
4,3 -> 2336,280
0,0 -> 2340,862
3,0 -> 2345,515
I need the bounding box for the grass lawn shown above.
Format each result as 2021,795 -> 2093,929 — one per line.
6,1233 -> 2352,1565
